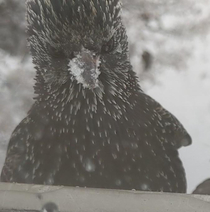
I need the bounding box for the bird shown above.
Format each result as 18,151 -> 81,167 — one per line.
193,179 -> 210,195
1,0 -> 191,193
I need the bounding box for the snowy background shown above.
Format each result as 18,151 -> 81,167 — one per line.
0,0 -> 210,193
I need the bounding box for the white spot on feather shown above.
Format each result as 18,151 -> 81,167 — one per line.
84,158 -> 96,172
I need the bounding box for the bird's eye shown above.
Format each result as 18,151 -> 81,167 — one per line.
101,37 -> 115,54
70,51 -> 76,59
47,45 -> 66,60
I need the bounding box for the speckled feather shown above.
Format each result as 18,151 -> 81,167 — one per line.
1,0 -> 191,193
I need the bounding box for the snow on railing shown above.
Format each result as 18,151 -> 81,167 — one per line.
0,182 -> 209,212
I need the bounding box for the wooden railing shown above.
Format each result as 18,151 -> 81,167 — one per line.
0,182 -> 209,211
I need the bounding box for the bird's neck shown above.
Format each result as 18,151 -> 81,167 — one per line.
33,71 -> 143,122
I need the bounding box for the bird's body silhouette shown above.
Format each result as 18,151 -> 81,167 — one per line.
193,179 -> 210,195
1,0 -> 191,193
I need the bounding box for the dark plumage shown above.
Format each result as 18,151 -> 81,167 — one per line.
1,0 -> 191,193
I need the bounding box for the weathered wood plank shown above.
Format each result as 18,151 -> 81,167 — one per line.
0,183 -> 209,212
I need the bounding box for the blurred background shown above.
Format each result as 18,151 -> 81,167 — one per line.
0,0 -> 210,193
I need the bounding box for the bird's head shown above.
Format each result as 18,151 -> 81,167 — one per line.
27,0 -> 133,95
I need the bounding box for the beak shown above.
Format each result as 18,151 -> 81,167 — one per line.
69,48 -> 101,89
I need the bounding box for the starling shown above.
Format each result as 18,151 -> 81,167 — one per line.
193,179 -> 210,195
1,0 -> 191,193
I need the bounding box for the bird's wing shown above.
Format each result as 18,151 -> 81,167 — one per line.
1,103 -> 54,183
1,140 -> 24,182
144,94 -> 192,149
1,116 -> 30,182
1,149 -> 23,182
